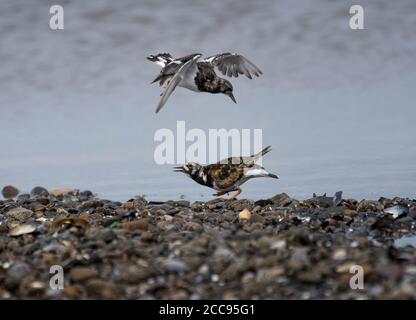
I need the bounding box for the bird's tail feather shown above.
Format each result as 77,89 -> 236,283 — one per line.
251,145 -> 272,163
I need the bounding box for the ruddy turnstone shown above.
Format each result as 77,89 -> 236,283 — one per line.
147,52 -> 263,113
174,146 -> 278,201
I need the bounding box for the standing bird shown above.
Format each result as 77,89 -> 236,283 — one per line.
147,52 -> 263,113
174,146 -> 278,201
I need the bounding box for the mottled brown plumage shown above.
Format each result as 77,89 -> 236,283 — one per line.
194,62 -> 233,94
207,163 -> 245,190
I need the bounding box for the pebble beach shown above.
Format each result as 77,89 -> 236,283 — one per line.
1,186 -> 415,299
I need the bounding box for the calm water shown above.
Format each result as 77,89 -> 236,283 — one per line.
1,0 -> 415,201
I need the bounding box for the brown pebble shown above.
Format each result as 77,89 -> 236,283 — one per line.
36,197 -> 50,205
69,267 -> 98,282
5,207 -> 33,222
1,185 -> 19,199
120,218 -> 149,231
86,279 -> 116,299
7,240 -> 19,250
50,188 -> 78,197
63,287 -> 81,299
342,209 -> 358,217
122,201 -> 134,210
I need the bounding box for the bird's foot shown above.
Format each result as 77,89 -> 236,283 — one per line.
226,188 -> 242,201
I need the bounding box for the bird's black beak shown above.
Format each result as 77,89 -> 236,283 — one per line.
174,166 -> 185,172
226,91 -> 237,103
268,173 -> 279,179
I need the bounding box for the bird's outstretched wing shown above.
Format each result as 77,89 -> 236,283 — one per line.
151,53 -> 201,85
204,53 -> 263,79
155,54 -> 202,113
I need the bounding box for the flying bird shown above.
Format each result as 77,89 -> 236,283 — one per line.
147,52 -> 263,113
174,146 -> 278,201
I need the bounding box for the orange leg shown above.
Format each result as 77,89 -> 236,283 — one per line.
227,188 -> 242,201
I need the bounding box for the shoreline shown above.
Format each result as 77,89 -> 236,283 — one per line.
1,187 -> 415,299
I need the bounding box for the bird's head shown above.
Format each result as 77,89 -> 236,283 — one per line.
220,80 -> 236,103
174,162 -> 202,176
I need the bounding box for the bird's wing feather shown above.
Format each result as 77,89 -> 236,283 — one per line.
204,53 -> 263,79
209,164 -> 244,190
151,61 -> 181,85
150,53 -> 201,86
155,54 -> 201,113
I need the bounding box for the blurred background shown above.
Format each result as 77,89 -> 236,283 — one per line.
1,0 -> 415,201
